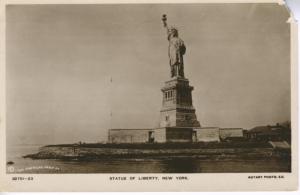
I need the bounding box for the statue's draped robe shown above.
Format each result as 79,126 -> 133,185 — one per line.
168,37 -> 186,78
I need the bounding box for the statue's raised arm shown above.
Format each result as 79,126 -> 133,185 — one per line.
161,15 -> 186,78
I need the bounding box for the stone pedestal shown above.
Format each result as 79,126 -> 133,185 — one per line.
159,77 -> 201,128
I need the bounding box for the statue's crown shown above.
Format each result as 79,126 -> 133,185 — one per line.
168,26 -> 179,38
168,26 -> 178,32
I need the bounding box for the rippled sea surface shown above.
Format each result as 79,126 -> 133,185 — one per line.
6,144 -> 291,173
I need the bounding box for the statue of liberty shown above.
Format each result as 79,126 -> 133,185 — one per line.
162,14 -> 186,78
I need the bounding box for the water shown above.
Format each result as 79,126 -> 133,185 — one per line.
6,144 -> 291,173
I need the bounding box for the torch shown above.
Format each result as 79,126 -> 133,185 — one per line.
162,14 -> 167,28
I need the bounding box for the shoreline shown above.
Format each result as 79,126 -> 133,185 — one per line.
22,142 -> 291,161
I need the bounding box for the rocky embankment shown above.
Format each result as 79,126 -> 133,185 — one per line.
23,142 -> 286,161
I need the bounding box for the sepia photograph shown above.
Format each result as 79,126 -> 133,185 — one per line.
0,0 -> 298,192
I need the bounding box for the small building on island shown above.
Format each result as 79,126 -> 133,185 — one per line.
244,122 -> 291,142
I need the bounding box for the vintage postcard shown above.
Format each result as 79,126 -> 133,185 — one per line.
0,0 -> 298,192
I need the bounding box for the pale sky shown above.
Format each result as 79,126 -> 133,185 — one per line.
6,4 -> 290,145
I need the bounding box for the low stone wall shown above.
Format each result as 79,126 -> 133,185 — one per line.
219,128 -> 243,140
108,128 -> 167,143
108,129 -> 150,143
194,127 -> 220,142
